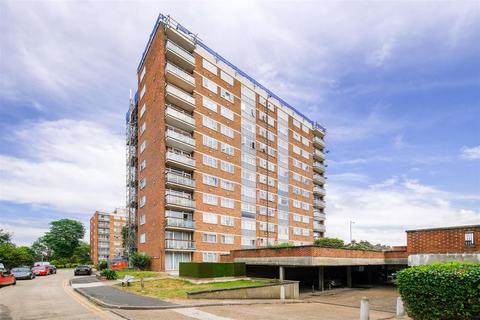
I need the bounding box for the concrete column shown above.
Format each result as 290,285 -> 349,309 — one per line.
318,266 -> 324,291
346,266 -> 352,288
279,266 -> 285,281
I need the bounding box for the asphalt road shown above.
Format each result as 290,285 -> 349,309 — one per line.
0,269 -> 120,320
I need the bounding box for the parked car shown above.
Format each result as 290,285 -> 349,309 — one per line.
0,263 -> 16,287
32,266 -> 50,276
11,267 -> 35,280
48,265 -> 57,274
74,265 -> 92,276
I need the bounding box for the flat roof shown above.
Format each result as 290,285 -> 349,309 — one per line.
134,13 -> 326,132
406,225 -> 480,233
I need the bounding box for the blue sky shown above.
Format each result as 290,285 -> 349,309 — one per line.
1,1 -> 479,246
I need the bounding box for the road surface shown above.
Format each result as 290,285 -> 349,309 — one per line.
0,269 -> 120,320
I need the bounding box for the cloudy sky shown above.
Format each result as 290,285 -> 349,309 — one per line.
1,1 -> 479,246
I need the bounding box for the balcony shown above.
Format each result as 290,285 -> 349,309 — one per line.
165,239 -> 196,251
165,194 -> 195,210
165,105 -> 195,132
166,84 -> 195,112
165,126 -> 195,152
165,40 -> 195,72
313,161 -> 325,173
165,27 -> 196,53
313,148 -> 325,161
165,171 -> 195,191
165,62 -> 195,93
313,199 -> 326,209
313,186 -> 326,196
313,136 -> 326,148
166,149 -> 195,171
313,173 -> 326,184
314,210 -> 326,220
313,126 -> 326,137
313,223 -> 326,232
165,217 -> 195,230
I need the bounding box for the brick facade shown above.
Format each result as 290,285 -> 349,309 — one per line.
89,209 -> 127,264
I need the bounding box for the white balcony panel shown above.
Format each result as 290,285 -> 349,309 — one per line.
165,105 -> 195,132
165,151 -> 195,171
165,62 -> 195,93
166,84 -> 195,112
165,40 -> 195,72
165,127 -> 195,152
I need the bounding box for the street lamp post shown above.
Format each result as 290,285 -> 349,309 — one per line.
349,220 -> 355,243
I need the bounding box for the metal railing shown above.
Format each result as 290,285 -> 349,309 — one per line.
165,217 -> 195,229
166,62 -> 195,85
165,105 -> 195,126
166,40 -> 195,64
165,194 -> 196,209
166,149 -> 195,167
166,126 -> 195,146
166,84 -> 195,105
165,171 -> 195,188
165,239 -> 195,250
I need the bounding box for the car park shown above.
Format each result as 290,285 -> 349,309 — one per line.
32,266 -> 50,276
11,267 -> 35,280
0,263 -> 16,287
74,265 -> 92,276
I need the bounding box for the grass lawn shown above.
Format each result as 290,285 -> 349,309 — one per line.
118,278 -> 273,299
115,270 -> 164,279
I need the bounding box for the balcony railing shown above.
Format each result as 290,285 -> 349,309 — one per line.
313,199 -> 325,208
313,149 -> 325,161
314,210 -> 326,220
165,105 -> 195,131
165,171 -> 195,189
166,84 -> 195,111
166,62 -> 195,85
313,136 -> 325,148
165,217 -> 195,230
166,40 -> 195,65
313,223 -> 326,232
166,149 -> 195,169
165,239 -> 196,250
165,194 -> 196,209
313,174 -> 326,184
313,186 -> 326,196
166,126 -> 195,147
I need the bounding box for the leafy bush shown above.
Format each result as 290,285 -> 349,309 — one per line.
268,242 -> 293,248
397,262 -> 480,320
100,269 -> 118,280
97,260 -> 108,271
179,262 -> 245,278
130,252 -> 150,270
314,237 -> 345,248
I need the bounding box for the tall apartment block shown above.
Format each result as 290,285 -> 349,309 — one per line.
126,14 -> 327,271
90,208 -> 127,264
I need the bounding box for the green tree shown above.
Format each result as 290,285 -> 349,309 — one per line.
345,240 -> 391,251
71,242 -> 91,264
43,219 -> 85,259
31,237 -> 53,261
130,252 -> 150,270
0,228 -> 13,245
0,244 -> 34,269
314,237 -> 345,248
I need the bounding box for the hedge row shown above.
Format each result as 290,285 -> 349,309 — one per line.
397,262 -> 480,320
179,262 -> 245,278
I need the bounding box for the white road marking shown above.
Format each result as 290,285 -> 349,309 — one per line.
173,307 -> 233,320
71,282 -> 106,289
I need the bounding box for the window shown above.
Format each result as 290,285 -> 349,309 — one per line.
202,233 -> 217,243
259,207 -> 267,215
221,234 -> 234,244
293,132 -> 301,142
221,197 -> 235,209
267,115 -> 275,126
203,193 -> 218,205
139,66 -> 146,82
202,174 -> 218,187
293,118 -> 301,128
139,233 -> 146,244
242,170 -> 256,182
203,77 -> 217,93
203,115 -> 217,130
220,106 -> 234,121
221,161 -> 234,173
139,178 -> 147,189
302,124 -> 309,133
220,179 -> 235,191
302,228 -> 310,236
278,226 -> 288,236
220,71 -> 234,85
140,141 -> 146,153
259,174 -> 267,184
203,154 -> 217,168
220,125 -> 234,138
302,149 -> 309,159
259,127 -> 267,138
279,211 -> 288,220
302,215 -> 310,223
293,227 -> 301,235
203,135 -> 218,149
465,232 -> 475,246
293,200 -> 301,209
203,96 -> 217,112
268,147 -> 276,157
140,122 -> 146,134
140,104 -> 146,117
140,159 -> 146,171
221,143 -> 234,156
220,215 -> 234,227
241,203 -> 256,214
267,131 -> 274,142
203,252 -> 218,262
241,219 -> 256,231
139,85 -> 146,100
203,58 -> 217,74
302,136 -> 309,146
294,213 -> 301,222
139,215 -> 146,225
242,186 -> 256,199
203,212 -> 217,224
241,237 -> 256,246
293,145 -> 301,155
220,88 -> 234,103
139,196 -> 146,207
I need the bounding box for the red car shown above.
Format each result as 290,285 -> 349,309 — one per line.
32,266 -> 50,276
0,263 -> 16,287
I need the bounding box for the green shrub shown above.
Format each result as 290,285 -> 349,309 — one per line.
397,262 -> 480,320
314,237 -> 345,248
129,252 -> 150,270
100,269 -> 118,280
97,260 -> 108,271
179,262 -> 245,278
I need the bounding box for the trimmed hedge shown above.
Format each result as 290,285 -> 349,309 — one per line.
397,262 -> 480,320
179,262 -> 245,278
100,269 -> 118,280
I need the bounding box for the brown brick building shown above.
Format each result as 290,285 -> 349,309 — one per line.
89,208 -> 127,264
125,14 -> 327,271
406,225 -> 479,254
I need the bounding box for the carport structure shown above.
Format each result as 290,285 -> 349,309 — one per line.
220,246 -> 408,291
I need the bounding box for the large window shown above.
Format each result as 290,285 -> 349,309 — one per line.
203,58 -> 217,74
203,154 -> 217,168
203,96 -> 217,112
202,233 -> 217,243
203,77 -> 217,93
202,193 -> 218,205
220,106 -> 234,121
202,212 -> 217,224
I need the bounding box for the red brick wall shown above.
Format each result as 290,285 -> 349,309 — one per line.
406,226 -> 480,254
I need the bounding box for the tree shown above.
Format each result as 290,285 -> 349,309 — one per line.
71,242 -> 91,264
43,219 -> 85,259
314,237 -> 345,248
130,252 -> 150,270
13,246 -> 35,266
0,228 -> 12,245
0,244 -> 34,269
345,240 -> 391,251
31,237 -> 53,261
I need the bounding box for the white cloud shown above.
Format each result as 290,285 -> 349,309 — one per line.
460,145 -> 480,160
325,178 -> 480,245
0,119 -> 125,214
